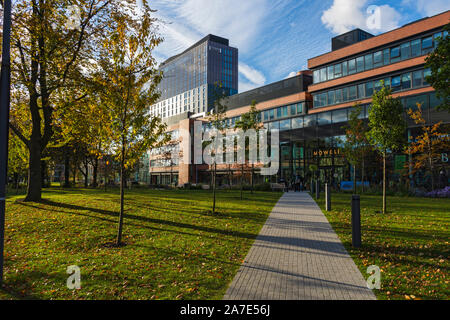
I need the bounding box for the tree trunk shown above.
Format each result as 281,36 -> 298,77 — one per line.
25,139 -> 42,202
104,158 -> 108,192
72,162 -> 76,186
251,164 -> 254,194
212,163 -> 217,214
353,164 -> 356,194
83,159 -> 89,188
14,173 -> 19,194
361,158 -> 365,194
63,150 -> 70,188
92,157 -> 98,188
383,152 -> 387,214
240,164 -> 244,200
429,154 -> 435,191
117,142 -> 126,246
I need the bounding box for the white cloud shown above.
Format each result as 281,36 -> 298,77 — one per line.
239,80 -> 260,93
404,0 -> 450,16
239,62 -> 266,87
321,0 -> 401,35
175,0 -> 269,52
285,71 -> 297,79
152,0 -> 269,56
376,5 -> 402,31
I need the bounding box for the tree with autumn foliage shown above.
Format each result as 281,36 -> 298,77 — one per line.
406,103 -> 450,191
89,2 -> 169,246
8,0 -> 118,201
56,89 -> 112,188
368,83 -> 407,214
206,84 -> 229,214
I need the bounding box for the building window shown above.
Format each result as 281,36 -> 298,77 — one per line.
348,59 -> 356,74
313,95 -> 320,108
422,36 -> 433,54
365,81 -> 373,97
269,109 -> 275,120
401,73 -> 411,90
412,70 -> 423,88
342,87 -> 348,101
334,63 -> 342,78
356,56 -> 364,73
269,121 -> 279,130
422,36 -> 433,49
279,119 -> 291,131
328,90 -> 335,105
383,48 -> 390,65
320,92 -> 327,107
291,117 -> 303,129
314,70 -> 320,83
401,42 -> 410,60
335,89 -> 342,104
327,65 -> 334,80
342,61 -> 348,76
304,115 -> 316,127
406,94 -> 428,111
423,68 -> 431,85
358,83 -> 365,99
290,104 -> 296,115
317,112 -> 331,125
374,79 -> 383,92
332,109 -> 347,123
391,75 -> 401,92
364,53 -> 373,70
390,46 -> 400,63
348,86 -> 357,100
373,50 -> 383,67
433,32 -> 442,48
411,39 -> 421,57
320,68 -> 327,82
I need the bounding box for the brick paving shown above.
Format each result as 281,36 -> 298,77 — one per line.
224,192 -> 376,300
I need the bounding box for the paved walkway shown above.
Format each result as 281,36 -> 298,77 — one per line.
224,192 -> 376,300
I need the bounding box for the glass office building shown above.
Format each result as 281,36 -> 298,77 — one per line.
150,34 -> 238,119
146,11 -> 450,191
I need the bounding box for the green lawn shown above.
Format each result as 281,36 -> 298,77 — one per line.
0,188 -> 281,300
314,192 -> 450,300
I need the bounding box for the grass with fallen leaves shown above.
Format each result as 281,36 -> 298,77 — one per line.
0,187 -> 281,300
314,192 -> 449,300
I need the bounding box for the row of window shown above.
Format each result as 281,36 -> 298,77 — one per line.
313,68 -> 431,108
201,102 -> 306,130
265,92 -> 442,132
262,102 -> 305,122
263,107 -> 362,132
150,158 -> 179,168
313,30 -> 447,84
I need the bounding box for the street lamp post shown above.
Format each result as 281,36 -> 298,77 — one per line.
0,0 -> 12,286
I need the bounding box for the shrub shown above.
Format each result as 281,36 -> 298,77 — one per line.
254,182 -> 272,192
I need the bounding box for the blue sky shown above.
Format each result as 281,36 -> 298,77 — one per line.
150,0 -> 449,93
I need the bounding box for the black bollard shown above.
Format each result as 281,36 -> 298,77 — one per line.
315,180 -> 320,199
325,183 -> 331,211
351,195 -> 361,248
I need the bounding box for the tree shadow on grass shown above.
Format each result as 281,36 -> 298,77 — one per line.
17,199 -> 259,241
15,201 -> 247,246
0,270 -> 67,300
